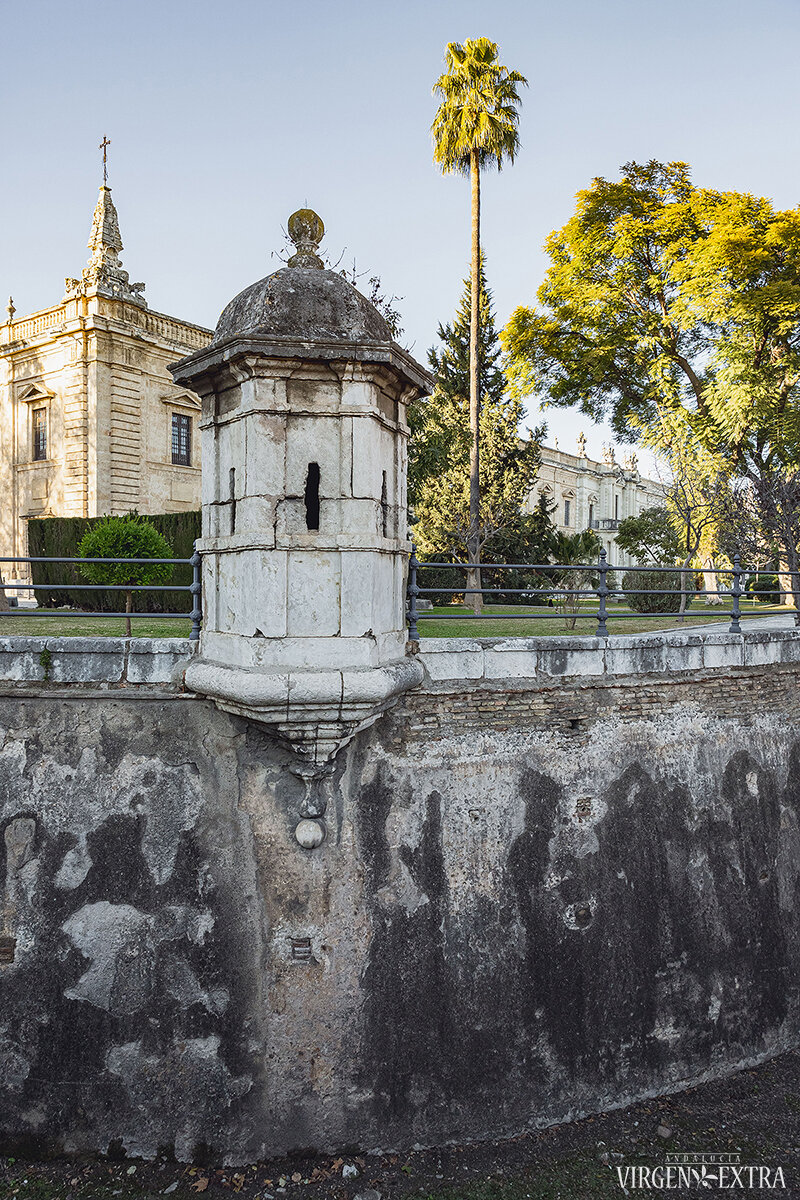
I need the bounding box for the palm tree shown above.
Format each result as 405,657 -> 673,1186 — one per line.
432,38 -> 527,612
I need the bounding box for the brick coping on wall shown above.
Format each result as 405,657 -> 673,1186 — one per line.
396,659 -> 800,743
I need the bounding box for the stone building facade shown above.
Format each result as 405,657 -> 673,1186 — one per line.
0,186 -> 211,565
531,436 -> 664,566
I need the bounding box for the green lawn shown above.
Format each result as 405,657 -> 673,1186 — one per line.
416,601 -> 787,638
0,610 -> 192,638
0,601 -> 788,641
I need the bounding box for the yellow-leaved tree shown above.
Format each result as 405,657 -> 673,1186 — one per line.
503,160 -> 800,620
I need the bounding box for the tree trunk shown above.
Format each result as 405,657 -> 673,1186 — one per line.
702,557 -> 723,605
782,547 -> 800,626
678,556 -> 692,622
778,559 -> 794,607
125,590 -> 132,638
468,149 -> 482,615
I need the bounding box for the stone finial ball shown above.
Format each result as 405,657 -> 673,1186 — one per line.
288,208 -> 324,246
295,818 -> 325,849
287,209 -> 325,268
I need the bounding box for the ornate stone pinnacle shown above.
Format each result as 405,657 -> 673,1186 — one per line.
88,186 -> 123,259
6,296 -> 15,322
287,208 -> 325,269
64,185 -> 146,305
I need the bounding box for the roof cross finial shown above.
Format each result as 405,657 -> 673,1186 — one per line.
99,135 -> 111,186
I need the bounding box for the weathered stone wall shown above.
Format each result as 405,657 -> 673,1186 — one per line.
1,642 -> 799,1161
0,696 -> 266,1162
334,658 -> 800,1152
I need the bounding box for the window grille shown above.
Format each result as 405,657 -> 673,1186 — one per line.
172,412 -> 191,465
32,408 -> 47,461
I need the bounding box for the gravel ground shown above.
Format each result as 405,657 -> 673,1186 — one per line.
2,1049 -> 799,1199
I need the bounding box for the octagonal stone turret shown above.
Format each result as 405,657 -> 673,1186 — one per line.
170,210 -> 431,769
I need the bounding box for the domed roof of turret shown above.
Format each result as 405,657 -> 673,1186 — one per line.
170,208 -> 432,395
211,208 -> 391,346
213,267 -> 391,345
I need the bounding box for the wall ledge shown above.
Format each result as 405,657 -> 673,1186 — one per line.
416,628 -> 800,687
2,628 -> 799,696
0,637 -> 196,690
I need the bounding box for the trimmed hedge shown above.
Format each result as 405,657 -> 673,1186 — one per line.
622,568 -> 694,614
27,511 -> 200,612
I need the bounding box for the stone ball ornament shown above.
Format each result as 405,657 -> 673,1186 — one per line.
295,818 -> 325,850
287,208 -> 325,269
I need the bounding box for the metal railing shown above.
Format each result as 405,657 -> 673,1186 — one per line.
407,548 -> 796,640
0,542 -> 203,641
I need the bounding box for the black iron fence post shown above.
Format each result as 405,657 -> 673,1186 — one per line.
189,541 -> 203,642
596,549 -> 609,638
729,553 -> 742,634
407,544 -> 420,642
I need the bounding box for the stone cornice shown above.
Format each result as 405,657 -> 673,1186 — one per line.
171,332 -> 433,395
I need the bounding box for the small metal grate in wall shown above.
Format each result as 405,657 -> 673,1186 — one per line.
290,936 -> 312,962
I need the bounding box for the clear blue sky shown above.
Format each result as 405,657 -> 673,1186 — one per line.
3,0 -> 799,466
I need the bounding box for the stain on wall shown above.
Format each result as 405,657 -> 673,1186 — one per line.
0,699 -> 267,1163
351,672 -> 800,1150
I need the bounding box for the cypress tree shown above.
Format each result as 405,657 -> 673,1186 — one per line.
409,257 -> 546,571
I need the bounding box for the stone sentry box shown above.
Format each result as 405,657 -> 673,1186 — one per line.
171,210 -> 430,774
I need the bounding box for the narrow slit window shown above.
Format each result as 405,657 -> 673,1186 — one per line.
381,470 -> 389,537
304,462 -> 320,531
564,498 -> 571,526
172,412 -> 192,465
32,407 -> 47,461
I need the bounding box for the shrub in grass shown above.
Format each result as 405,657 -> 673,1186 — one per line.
78,514 -> 174,636
745,573 -> 781,605
622,569 -> 692,614
414,562 -> 467,606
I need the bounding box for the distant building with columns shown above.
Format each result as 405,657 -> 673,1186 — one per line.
0,183 -> 210,565
529,435 -> 665,567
